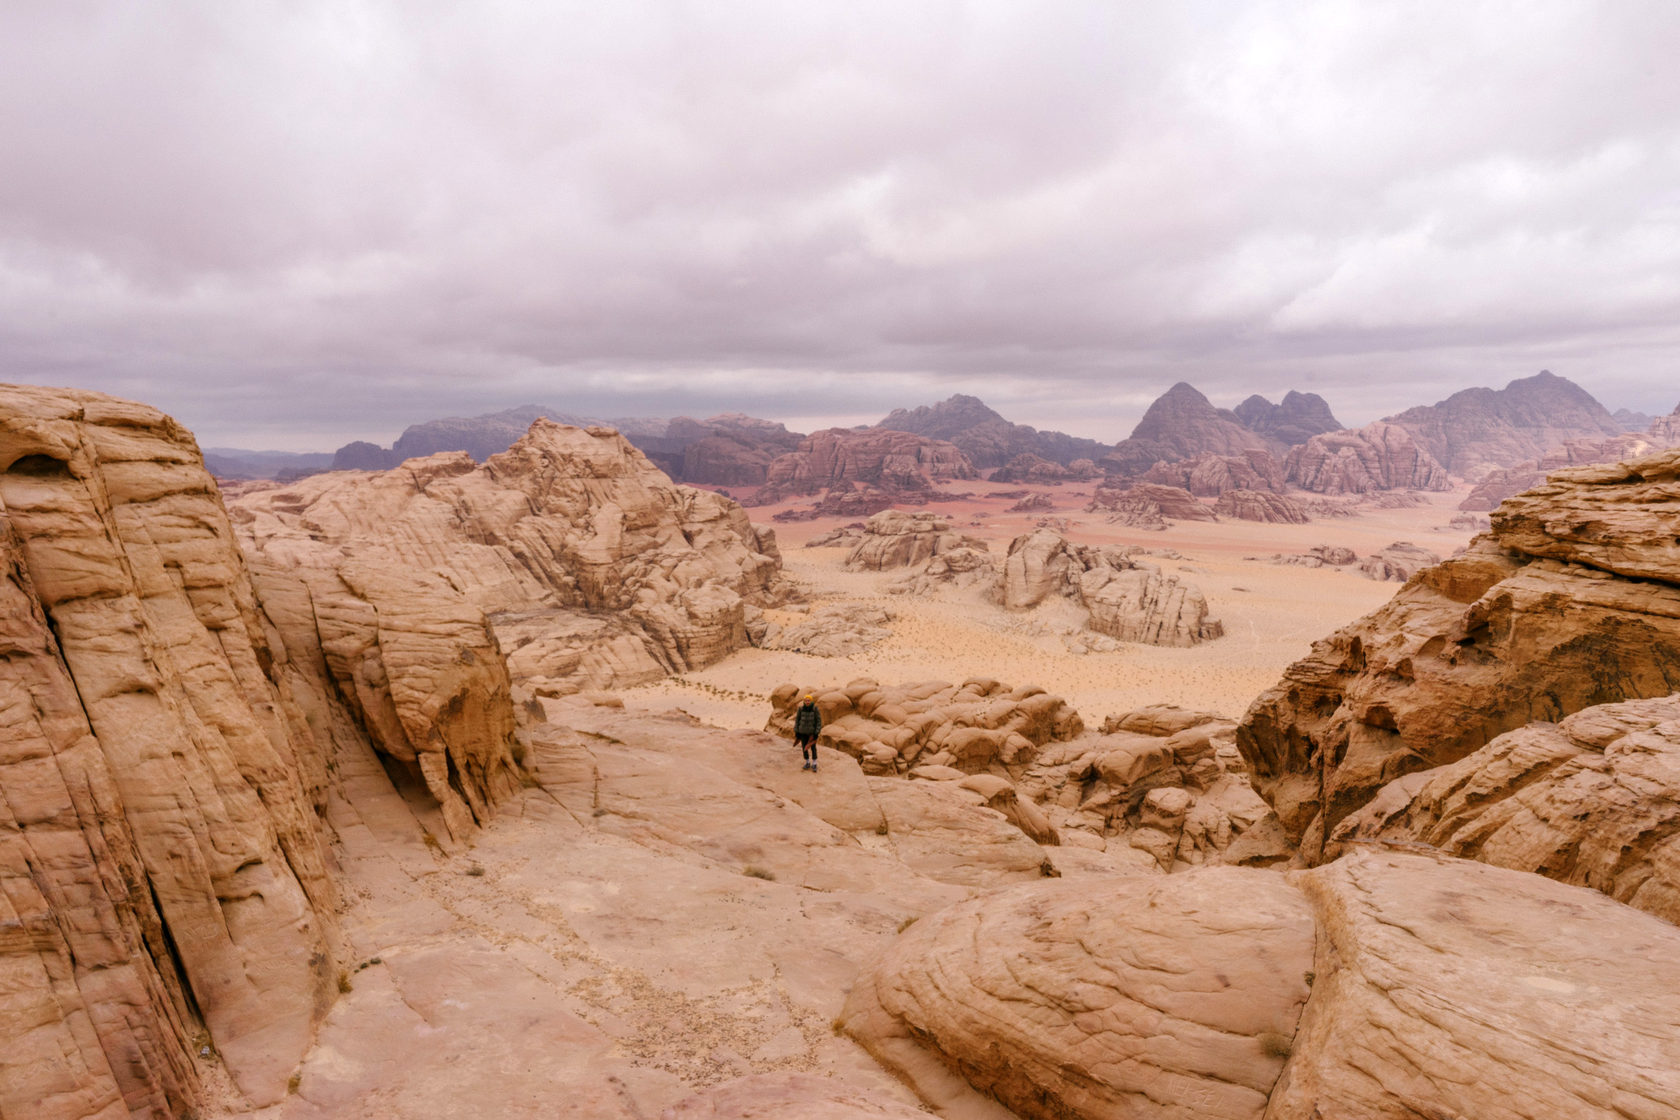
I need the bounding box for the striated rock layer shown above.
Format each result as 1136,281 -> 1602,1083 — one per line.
844,850 -> 1680,1120
1238,447 -> 1680,859
231,420 -> 785,704
0,387 -> 351,1113
752,428 -> 975,505
1284,420 -> 1451,495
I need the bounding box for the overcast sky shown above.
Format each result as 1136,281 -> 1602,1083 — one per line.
2,1 -> 1677,450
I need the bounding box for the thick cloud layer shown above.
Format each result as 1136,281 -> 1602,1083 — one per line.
2,2 -> 1677,447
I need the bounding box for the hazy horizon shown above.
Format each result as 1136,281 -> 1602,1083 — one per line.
4,3 -> 1678,450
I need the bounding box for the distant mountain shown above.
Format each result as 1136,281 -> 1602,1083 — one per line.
1232,391 -> 1342,446
873,394 -> 1108,469
1613,407 -> 1656,432
1099,382 -> 1276,476
1383,370 -> 1623,481
202,447 -> 334,481
328,404 -> 799,486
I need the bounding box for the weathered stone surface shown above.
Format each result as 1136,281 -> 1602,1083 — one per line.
1384,369 -> 1624,481
874,394 -> 1107,469
841,867 -> 1317,1120
1458,431 -> 1656,511
1273,851 -> 1680,1119
1333,694 -> 1680,925
0,386 -> 344,1110
1650,403 -> 1680,449
232,420 -> 785,699
1087,481 -> 1217,522
1232,390 -> 1342,446
1214,488 -> 1308,523
753,604 -> 894,658
753,429 -> 975,505
1101,383 -> 1277,476
661,1073 -> 934,1119
1263,544 -> 1357,569
1238,447 -> 1680,859
1140,448 -> 1286,496
1356,541 -> 1441,582
989,452 -> 1096,484
841,510 -> 986,572
1284,421 -> 1452,495
845,850 -> 1680,1120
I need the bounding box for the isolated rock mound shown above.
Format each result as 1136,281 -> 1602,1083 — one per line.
1357,540 -> 1440,581
1215,487 -> 1308,523
1284,420 -> 1451,494
752,428 -> 975,505
1238,447 -> 1680,860
841,509 -> 987,571
843,849 -> 1680,1120
0,387 -> 385,1113
1334,694 -> 1680,925
1139,448 -> 1286,495
751,603 -> 894,657
232,420 -> 785,698
997,528 -> 1224,647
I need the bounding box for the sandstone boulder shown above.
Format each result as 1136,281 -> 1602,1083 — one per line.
1238,447 -> 1680,860
1333,693 -> 1680,925
753,604 -> 894,657
1214,487 -> 1309,523
841,509 -> 986,571
844,850 -> 1680,1120
1357,540 -> 1441,582
1284,421 -> 1452,495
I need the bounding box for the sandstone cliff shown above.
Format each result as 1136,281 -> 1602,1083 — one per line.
751,428 -> 975,506
233,421 -> 786,703
1214,488 -> 1308,523
1284,420 -> 1452,494
1238,446 -> 1680,860
0,387 -> 357,1114
1138,448 -> 1285,495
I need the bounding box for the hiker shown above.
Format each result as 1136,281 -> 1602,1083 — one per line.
793,693 -> 822,771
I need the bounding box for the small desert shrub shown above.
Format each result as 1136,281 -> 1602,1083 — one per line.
874,821 -> 890,836
336,971 -> 352,994
897,916 -> 918,933
743,865 -> 776,881
1257,1031 -> 1292,1059
1303,969 -> 1316,987
830,1016 -> 846,1036
465,864 -> 486,877
287,1074 -> 302,1095
420,830 -> 442,852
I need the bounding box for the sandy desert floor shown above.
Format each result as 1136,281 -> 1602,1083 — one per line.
620,481 -> 1482,731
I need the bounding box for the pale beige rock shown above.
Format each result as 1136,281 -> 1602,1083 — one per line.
1333,694 -> 1680,925
0,386 -> 343,1109
1356,540 -> 1440,582
841,509 -> 987,572
841,868 -> 1316,1120
662,1073 -> 934,1119
1239,446 -> 1680,859
754,604 -> 894,657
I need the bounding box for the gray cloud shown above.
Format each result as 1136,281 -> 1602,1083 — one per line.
2,1 -> 1677,448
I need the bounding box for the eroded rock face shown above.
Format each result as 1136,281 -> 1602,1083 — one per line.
1333,694 -> 1680,925
874,394 -> 1107,469
1215,488 -> 1308,523
0,387 -> 344,1111
1458,431 -> 1656,511
1139,448 -> 1286,496
989,452 -> 1092,483
1284,421 -> 1452,495
845,850 -> 1680,1120
1238,447 -> 1680,859
841,510 -> 986,572
1357,541 -> 1440,582
231,420 -> 785,702
1232,390 -> 1343,446
753,429 -> 975,505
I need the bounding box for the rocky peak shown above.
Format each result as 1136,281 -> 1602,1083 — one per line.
874,394 -> 1107,469
1232,390 -> 1342,445
1101,382 -> 1275,476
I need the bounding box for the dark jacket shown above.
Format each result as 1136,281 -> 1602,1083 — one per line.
793,701 -> 822,738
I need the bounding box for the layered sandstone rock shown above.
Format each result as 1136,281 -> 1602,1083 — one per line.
1357,541 -> 1440,582
844,850 -> 1680,1120
996,528 -> 1223,647
1139,448 -> 1286,496
1238,447 -> 1680,860
1459,430 -> 1656,511
1264,544 -> 1358,569
751,604 -> 894,657
752,429 -> 975,505
841,510 -> 987,571
231,421 -> 785,701
1214,487 -> 1308,523
1384,369 -> 1624,481
989,452 -> 1094,483
1085,481 -> 1216,522
1651,403 -> 1680,448
0,387 -> 347,1111
1284,421 -> 1452,495
1333,694 -> 1680,925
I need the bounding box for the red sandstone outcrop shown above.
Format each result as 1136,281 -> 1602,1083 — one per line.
1214,488 -> 1308,523
994,528 -> 1224,647
1333,694 -> 1680,925
1284,420 -> 1451,494
842,850 -> 1680,1119
841,509 -> 987,571
1085,481 -> 1217,522
751,428 -> 975,505
1139,448 -> 1286,495
988,452 -> 1075,483
1100,382 -> 1277,476
1384,369 -> 1624,481
1238,447 -> 1680,861
231,421 -> 786,700
874,394 -> 1107,469
0,387 -> 386,1113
